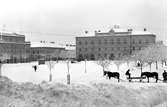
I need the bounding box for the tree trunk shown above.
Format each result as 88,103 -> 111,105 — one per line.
162,61 -> 163,67
0,64 -> 2,77
165,61 -> 167,66
149,63 -> 151,72
156,61 -> 158,70
103,66 -> 105,76
49,72 -> 52,81
141,63 -> 143,74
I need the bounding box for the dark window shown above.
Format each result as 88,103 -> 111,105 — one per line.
98,48 -> 101,51
85,41 -> 88,45
111,47 -> 114,51
105,48 -> 107,51
110,39 -> 114,44
132,39 -> 135,44
91,40 -> 94,45
79,41 -> 82,45
117,38 -> 120,44
118,53 -> 121,57
104,53 -> 107,58
123,38 -> 127,44
104,39 -> 108,44
98,40 -> 101,44
79,48 -> 82,51
145,39 -> 149,44
124,47 -> 126,51
85,48 -> 88,51
139,47 -> 141,50
139,40 -> 142,44
133,47 -> 135,50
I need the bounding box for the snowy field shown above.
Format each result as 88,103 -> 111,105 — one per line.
1,61 -> 167,107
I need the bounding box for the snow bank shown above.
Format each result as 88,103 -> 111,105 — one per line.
1,76 -> 167,107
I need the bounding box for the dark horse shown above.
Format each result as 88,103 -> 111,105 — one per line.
104,71 -> 120,82
141,72 -> 158,83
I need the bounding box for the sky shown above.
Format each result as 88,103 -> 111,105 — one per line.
0,0 -> 167,45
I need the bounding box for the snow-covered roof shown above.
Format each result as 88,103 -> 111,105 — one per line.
31,42 -> 64,48
31,42 -> 76,50
78,28 -> 154,37
0,31 -> 25,37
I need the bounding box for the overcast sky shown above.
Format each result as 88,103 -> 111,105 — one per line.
0,0 -> 167,45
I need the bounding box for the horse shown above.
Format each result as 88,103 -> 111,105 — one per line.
104,71 -> 120,82
141,72 -> 158,83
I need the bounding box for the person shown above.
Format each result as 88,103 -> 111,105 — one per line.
125,69 -> 131,79
162,70 -> 167,82
33,65 -> 37,72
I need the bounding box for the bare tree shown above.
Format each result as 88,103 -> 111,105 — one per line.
114,60 -> 124,71
96,59 -> 111,76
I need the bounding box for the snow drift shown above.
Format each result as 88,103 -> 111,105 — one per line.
1,76 -> 167,107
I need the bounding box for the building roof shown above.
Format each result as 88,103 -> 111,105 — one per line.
77,28 -> 154,37
31,42 -> 75,50
0,32 -> 25,37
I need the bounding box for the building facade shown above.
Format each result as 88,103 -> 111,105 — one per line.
0,32 -> 31,63
30,45 -> 65,61
76,29 -> 156,60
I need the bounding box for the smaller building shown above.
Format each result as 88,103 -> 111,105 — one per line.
30,42 -> 65,61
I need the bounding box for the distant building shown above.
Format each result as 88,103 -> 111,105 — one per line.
0,32 -> 30,63
30,42 -> 65,61
76,28 -> 156,60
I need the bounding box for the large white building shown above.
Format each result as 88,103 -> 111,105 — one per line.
76,28 -> 156,60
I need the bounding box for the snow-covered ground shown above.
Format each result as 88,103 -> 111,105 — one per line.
1,61 -> 167,107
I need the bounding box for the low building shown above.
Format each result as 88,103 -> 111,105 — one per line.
0,32 -> 30,63
30,42 -> 65,61
76,28 -> 156,60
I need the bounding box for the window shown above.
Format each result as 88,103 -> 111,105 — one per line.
91,40 -> 94,45
98,40 -> 101,44
111,47 -> 114,51
123,38 -> 127,44
79,48 -> 82,52
117,38 -> 120,44
139,40 -> 142,44
133,47 -> 135,50
110,39 -> 114,44
118,53 -> 121,57
98,48 -> 101,51
124,47 -> 126,51
104,39 -> 108,44
145,39 -> 149,44
117,47 -> 120,51
104,53 -> 107,58
139,47 -> 141,50
85,41 -> 88,45
132,39 -> 135,44
79,41 -> 82,45
85,48 -> 88,51
105,48 -> 107,51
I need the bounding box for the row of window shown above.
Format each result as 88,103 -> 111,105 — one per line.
78,46 -> 141,52
78,53 -> 125,60
78,39 -> 151,45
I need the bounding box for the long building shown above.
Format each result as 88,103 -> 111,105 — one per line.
0,32 -> 31,63
76,28 -> 156,60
